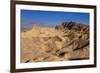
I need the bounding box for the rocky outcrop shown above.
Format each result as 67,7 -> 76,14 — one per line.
55,22 -> 89,32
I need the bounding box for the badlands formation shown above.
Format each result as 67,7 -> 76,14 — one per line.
21,22 -> 89,63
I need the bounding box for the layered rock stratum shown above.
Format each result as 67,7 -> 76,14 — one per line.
21,22 -> 89,63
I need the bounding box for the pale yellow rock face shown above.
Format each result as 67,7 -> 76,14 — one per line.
22,26 -> 65,38
21,25 -> 89,63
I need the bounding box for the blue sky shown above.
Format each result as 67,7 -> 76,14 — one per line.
21,10 -> 90,26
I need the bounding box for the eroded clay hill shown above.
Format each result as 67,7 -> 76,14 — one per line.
21,22 -> 89,63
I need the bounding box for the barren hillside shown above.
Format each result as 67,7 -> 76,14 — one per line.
21,22 -> 89,63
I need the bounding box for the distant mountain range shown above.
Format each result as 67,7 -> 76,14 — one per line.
21,23 -> 56,32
